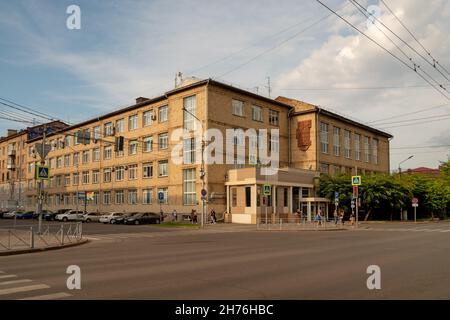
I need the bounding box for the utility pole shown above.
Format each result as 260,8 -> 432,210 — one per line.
37,124 -> 47,234
266,77 -> 271,98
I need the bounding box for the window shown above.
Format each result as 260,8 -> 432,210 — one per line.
128,164 -> 138,180
232,129 -> 244,146
183,138 -> 195,164
128,189 -> 137,204
158,133 -> 168,150
269,110 -> 279,126
143,189 -> 153,204
344,130 -> 351,159
49,158 -> 55,169
183,95 -> 197,131
93,148 -> 100,161
354,134 -> 361,161
252,105 -> 263,122
82,150 -> 89,164
231,188 -> 237,207
183,168 -> 196,205
364,136 -> 370,162
104,146 -> 112,160
157,188 -> 168,204
73,153 -> 79,166
143,110 -> 154,127
103,168 -> 111,183
232,99 -> 244,116
270,133 -> 279,153
143,136 -> 153,152
320,122 -> 329,154
128,140 -> 138,155
64,175 -> 70,186
57,157 -> 62,168
104,122 -> 113,136
158,160 -> 168,177
115,118 -> 124,133
245,186 -> 251,207
115,190 -> 124,204
93,126 -> 101,140
128,114 -> 138,131
103,191 -> 111,205
320,163 -> 329,174
143,162 -> 153,178
159,105 -> 168,123
115,166 -> 124,181
373,138 -> 379,164
283,188 -> 288,207
65,136 -> 71,147
92,170 -> 99,184
92,192 -> 99,205
64,155 -> 70,167
73,173 -> 79,185
333,127 -> 340,156
82,171 -> 90,184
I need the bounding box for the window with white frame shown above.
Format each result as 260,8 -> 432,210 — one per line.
269,110 -> 279,126
73,153 -> 79,166
183,168 -> 196,205
372,138 -> 379,164
129,114 -> 138,131
354,134 -> 361,161
104,122 -> 113,136
252,105 -> 263,122
64,155 -> 70,167
159,105 -> 168,123
128,164 -> 137,180
104,146 -> 112,160
158,133 -> 168,150
143,136 -> 153,152
93,148 -> 100,161
143,189 -> 153,204
115,166 -> 124,181
333,127 -> 340,156
103,168 -> 111,183
115,118 -> 124,133
232,99 -> 244,116
57,157 -> 62,168
93,126 -> 101,140
344,130 -> 351,159
64,174 -> 70,186
128,140 -> 138,155
158,160 -> 168,177
73,173 -> 79,185
143,162 -> 153,178
82,171 -> 90,184
115,190 -> 124,204
65,135 -> 71,147
92,191 -> 99,205
158,187 -> 168,204
143,110 -> 154,127
183,95 -> 197,131
92,170 -> 99,184
183,138 -> 195,164
364,136 -> 370,162
320,122 -> 329,154
128,189 -> 137,204
103,191 -> 111,205
82,150 -> 89,164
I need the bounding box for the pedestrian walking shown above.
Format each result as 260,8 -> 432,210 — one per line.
191,209 -> 198,224
350,213 -> 355,226
315,211 -> 322,227
339,209 -> 344,225
210,209 -> 216,224
160,210 -> 164,223
172,209 -> 177,222
333,209 -> 338,225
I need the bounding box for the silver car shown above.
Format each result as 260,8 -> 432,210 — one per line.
82,212 -> 102,223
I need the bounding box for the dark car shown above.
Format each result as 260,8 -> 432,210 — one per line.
16,211 -> 35,219
124,213 -> 160,225
115,212 -> 137,224
41,210 -> 58,221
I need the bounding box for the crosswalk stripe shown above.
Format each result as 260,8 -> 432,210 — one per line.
0,284 -> 50,296
0,275 -> 17,279
0,279 -> 33,286
19,292 -> 72,300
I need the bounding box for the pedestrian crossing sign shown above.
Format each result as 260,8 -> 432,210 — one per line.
263,184 -> 271,196
36,165 -> 50,180
352,175 -> 361,186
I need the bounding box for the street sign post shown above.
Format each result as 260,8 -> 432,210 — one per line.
201,188 -> 207,200
353,185 -> 358,198
158,191 -> 165,216
334,191 -> 339,208
351,176 -> 361,186
351,176 -> 361,227
35,165 -> 50,180
412,197 -> 419,222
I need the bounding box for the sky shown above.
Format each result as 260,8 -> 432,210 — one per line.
0,0 -> 449,171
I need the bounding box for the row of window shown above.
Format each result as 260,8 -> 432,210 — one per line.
232,99 -> 280,126
320,122 -> 379,164
319,163 -> 378,175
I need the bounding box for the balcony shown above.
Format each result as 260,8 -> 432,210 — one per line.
7,149 -> 16,156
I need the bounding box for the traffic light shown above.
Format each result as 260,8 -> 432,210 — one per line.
115,136 -> 124,152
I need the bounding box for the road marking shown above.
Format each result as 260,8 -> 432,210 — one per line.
0,279 -> 33,286
0,284 -> 50,296
19,292 -> 72,300
0,274 -> 17,279
440,230 -> 450,233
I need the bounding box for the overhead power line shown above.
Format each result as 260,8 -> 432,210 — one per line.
379,116 -> 450,129
0,97 -> 57,122
368,102 -> 450,124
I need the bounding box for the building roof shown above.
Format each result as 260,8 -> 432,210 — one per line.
406,167 -> 440,174
276,96 -> 393,139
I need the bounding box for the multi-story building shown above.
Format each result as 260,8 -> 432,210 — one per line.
1,77 -> 392,223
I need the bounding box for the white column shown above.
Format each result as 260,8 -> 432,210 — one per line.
226,185 -> 230,214
307,201 -> 312,222
288,186 -> 293,214
272,185 -> 277,215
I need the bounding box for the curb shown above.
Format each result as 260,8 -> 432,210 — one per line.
0,239 -> 89,256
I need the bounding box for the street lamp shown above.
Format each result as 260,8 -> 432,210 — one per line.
398,155 -> 414,176
182,107 -> 206,228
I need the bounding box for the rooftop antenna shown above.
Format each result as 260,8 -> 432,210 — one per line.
266,76 -> 271,98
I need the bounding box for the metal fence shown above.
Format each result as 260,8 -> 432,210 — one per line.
256,217 -> 347,230
0,223 -> 83,251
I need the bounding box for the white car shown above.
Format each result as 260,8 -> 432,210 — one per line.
55,210 -> 85,222
99,212 -> 124,224
3,211 -> 20,219
82,212 -> 102,223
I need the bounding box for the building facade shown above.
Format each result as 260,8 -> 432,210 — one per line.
0,78 -> 392,223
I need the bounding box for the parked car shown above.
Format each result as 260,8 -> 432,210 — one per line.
115,212 -> 136,224
32,210 -> 53,219
16,211 -> 35,219
82,212 -> 102,223
55,210 -> 85,222
99,212 -> 124,224
43,211 -> 58,221
3,210 -> 22,219
124,213 -> 161,225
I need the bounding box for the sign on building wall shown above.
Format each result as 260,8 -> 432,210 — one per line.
296,120 -> 312,151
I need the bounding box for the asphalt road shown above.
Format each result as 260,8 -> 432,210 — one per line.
0,220 -> 449,299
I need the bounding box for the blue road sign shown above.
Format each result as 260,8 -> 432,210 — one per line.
352,175 -> 361,186
334,191 -> 339,200
36,165 -> 50,180
158,191 -> 165,202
